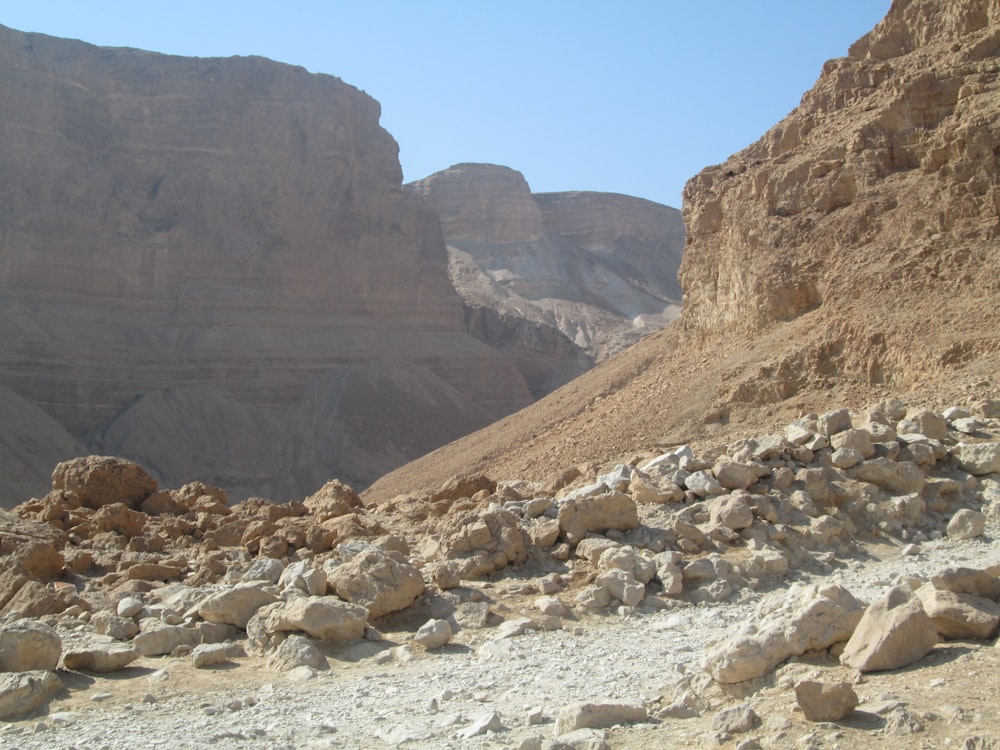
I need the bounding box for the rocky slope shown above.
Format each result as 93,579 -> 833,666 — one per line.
0,25 -> 534,505
406,164 -> 684,398
366,0 -> 1000,504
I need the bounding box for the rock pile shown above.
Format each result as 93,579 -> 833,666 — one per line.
0,399 -> 997,745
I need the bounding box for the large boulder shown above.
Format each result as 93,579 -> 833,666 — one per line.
703,584 -> 864,683
851,459 -> 925,494
197,583 -> 280,628
915,584 -> 1000,640
0,619 -> 61,672
840,586 -> 939,672
254,597 -> 368,642
325,549 -> 424,620
303,479 -> 362,520
952,442 -> 1000,475
0,670 -> 62,720
51,456 -> 157,509
62,644 -> 140,673
557,492 -> 639,545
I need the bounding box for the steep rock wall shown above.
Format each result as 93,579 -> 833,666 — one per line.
0,26 -> 533,503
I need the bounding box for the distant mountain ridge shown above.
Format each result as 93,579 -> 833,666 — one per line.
406,163 -> 684,396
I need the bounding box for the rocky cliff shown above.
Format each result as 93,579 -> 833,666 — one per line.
0,25 -> 533,505
406,163 -> 684,396
366,0 -> 1000,502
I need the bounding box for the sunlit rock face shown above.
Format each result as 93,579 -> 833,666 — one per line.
407,163 -> 684,397
0,25 -> 533,504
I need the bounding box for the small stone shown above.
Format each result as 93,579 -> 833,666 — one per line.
413,619 -> 453,649
711,703 -> 759,734
554,701 -> 647,734
116,597 -> 144,619
946,509 -> 986,540
794,681 -> 858,722
458,710 -> 503,738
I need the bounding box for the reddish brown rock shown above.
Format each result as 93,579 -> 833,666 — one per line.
51,457 -> 157,510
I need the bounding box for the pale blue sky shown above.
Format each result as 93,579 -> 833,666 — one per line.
3,2 -> 891,207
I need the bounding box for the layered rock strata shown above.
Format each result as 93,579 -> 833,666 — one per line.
406,163 -> 684,397
0,25 -> 532,504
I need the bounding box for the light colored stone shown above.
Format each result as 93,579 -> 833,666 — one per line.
132,623 -> 201,657
831,447 -> 864,469
326,548 -> 424,620
458,710 -> 503,738
706,492 -> 754,530
713,458 -> 757,490
951,442 -> 1000,475
0,619 -> 61,672
794,680 -> 858,722
703,584 -> 864,683
116,596 -> 144,619
557,492 -> 639,545
257,596 -> 368,641
303,479 -> 362,519
817,408 -> 852,436
242,557 -> 286,584
197,583 -> 279,629
0,670 -> 62,720
711,703 -> 759,734
92,611 -> 140,640
840,586 -> 939,672
51,455 -> 158,509
931,567 -> 1000,600
554,701 -> 647,735
684,471 -> 726,497
63,644 -> 140,673
947,509 -> 986,540
851,459 -> 925,494
536,596 -> 567,617
191,642 -> 242,669
413,619 -> 452,649
595,570 -> 645,607
267,634 -> 327,672
915,584 -> 1000,640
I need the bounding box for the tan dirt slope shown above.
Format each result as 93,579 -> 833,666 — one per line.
364,0 -> 1000,504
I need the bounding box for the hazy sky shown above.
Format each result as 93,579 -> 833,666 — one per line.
3,2 -> 891,208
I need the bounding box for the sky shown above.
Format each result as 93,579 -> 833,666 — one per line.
3,1 -> 892,208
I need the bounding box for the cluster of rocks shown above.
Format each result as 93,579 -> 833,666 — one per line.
0,399 -> 998,743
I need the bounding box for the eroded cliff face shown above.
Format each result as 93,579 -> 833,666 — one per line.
679,0 -> 999,395
0,26 -> 533,504
407,164 -> 684,396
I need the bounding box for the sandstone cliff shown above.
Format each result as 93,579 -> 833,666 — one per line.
406,163 -> 684,396
0,25 -> 533,505
366,0 -> 1000,502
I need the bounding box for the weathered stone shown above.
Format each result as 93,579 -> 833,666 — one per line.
267,634 -> 326,672
132,623 -> 201,657
92,611 -> 140,640
257,596 -> 368,641
557,493 -> 639,546
191,642 -> 243,669
900,410 -> 948,441
840,586 -> 939,672
413,619 -> 453,649
947,509 -> 986,540
915,584 -> 1000,640
242,557 -> 286,584
703,584 -> 864,683
713,458 -> 758,490
126,562 -> 185,581
851,459 -> 925,494
279,561 -> 327,596
92,502 -> 146,538
706,492 -> 754,531
432,507 -> 528,586
831,447 -> 864,469
595,570 -> 645,607
51,456 -> 157,509
817,408 -> 852,436
684,471 -> 725,497
711,703 -> 759,734
952,442 -> 1000,475
794,680 -> 858,722
575,538 -> 619,566
63,644 -> 140,673
554,701 -> 647,735
597,546 -> 655,583
197,583 -> 279,628
931,567 -> 1000,600
326,549 -> 424,620
0,670 -> 62,720
303,479 -> 362,520
458,710 -> 504,738
0,619 -> 61,672
116,596 -> 144,618
831,428 -> 876,459
653,551 -> 684,596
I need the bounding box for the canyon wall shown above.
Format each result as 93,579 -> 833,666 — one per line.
0,25 -> 533,504
406,163 -> 685,396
